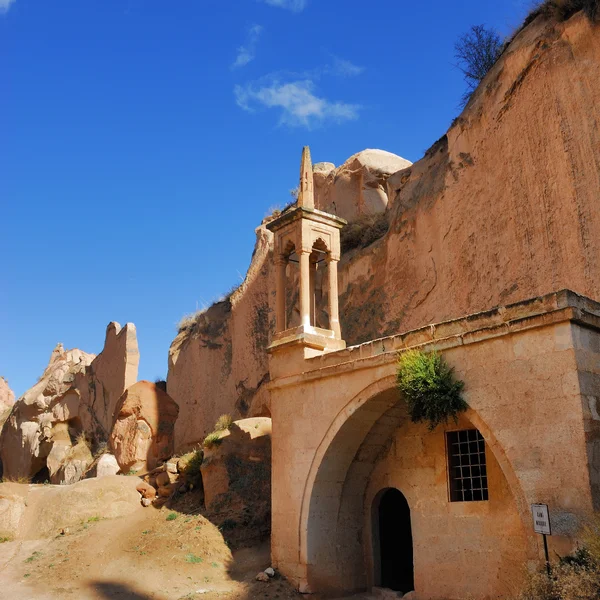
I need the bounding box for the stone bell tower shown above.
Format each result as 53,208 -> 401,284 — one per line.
267,147 -> 346,372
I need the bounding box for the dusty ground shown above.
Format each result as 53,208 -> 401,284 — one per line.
0,481 -> 376,600
0,500 -> 303,600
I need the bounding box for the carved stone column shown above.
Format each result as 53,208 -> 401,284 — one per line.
327,256 -> 341,338
309,257 -> 317,327
275,255 -> 287,333
299,249 -> 312,328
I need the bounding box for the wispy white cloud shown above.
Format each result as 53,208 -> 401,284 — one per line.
260,0 -> 307,13
234,78 -> 360,128
0,0 -> 16,14
232,24 -> 264,69
283,56 -> 365,80
328,56 -> 365,78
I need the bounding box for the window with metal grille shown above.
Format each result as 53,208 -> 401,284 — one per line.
447,429 -> 489,502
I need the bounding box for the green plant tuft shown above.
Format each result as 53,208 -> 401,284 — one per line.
166,512 -> 178,521
203,431 -> 223,449
24,551 -> 42,564
396,350 -> 467,430
214,414 -> 233,431
188,449 -> 203,469
185,553 -> 204,564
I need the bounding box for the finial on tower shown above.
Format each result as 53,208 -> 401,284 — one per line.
298,146 -> 314,209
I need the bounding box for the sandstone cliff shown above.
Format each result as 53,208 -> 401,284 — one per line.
314,149 -> 412,221
168,11 -> 600,451
0,377 -> 15,414
0,323 -> 139,482
169,227 -> 273,451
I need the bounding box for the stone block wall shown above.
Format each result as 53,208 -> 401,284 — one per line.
365,414 -> 528,599
269,294 -> 599,598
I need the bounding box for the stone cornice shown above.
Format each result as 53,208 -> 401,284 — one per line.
268,289 -> 600,390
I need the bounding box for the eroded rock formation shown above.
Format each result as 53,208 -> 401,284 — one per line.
314,149 -> 412,221
0,345 -> 96,481
0,322 -> 139,483
110,380 -> 179,473
0,377 -> 15,414
73,321 -> 139,438
167,12 -> 600,452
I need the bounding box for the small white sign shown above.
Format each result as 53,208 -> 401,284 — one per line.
532,504 -> 551,535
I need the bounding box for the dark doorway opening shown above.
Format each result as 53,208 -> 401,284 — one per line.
378,488 -> 414,593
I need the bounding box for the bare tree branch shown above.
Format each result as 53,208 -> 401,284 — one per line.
454,24 -> 503,106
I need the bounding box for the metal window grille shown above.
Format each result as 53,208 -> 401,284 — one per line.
447,429 -> 489,502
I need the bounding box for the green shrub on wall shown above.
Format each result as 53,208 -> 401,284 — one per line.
396,349 -> 467,430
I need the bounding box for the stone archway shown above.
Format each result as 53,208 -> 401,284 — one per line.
300,376 -> 533,596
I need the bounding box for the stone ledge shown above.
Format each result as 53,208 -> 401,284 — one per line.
268,290 -> 600,389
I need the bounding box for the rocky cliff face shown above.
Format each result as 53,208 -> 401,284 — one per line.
110,380 -> 179,473
0,345 -> 96,480
168,227 -> 273,451
340,11 -> 600,343
167,11 -> 600,451
314,149 -> 412,221
0,323 -> 140,482
0,377 -> 15,414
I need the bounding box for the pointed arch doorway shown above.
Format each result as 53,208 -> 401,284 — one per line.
374,488 -> 414,593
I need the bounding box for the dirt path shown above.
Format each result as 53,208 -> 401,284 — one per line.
0,504 -> 303,600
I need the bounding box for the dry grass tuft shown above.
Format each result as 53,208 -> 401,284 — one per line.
340,212 -> 389,253
517,514 -> 600,599
177,309 -> 207,333
1,475 -> 31,484
75,432 -> 91,449
528,0 -> 599,24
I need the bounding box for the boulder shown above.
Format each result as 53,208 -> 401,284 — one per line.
201,417 -> 271,545
96,453 -> 120,477
313,149 -> 412,221
135,480 -> 157,500
53,442 -> 94,485
110,381 -> 180,473
157,483 -> 177,498
155,471 -> 172,487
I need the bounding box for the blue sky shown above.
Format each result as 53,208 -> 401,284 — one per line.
0,0 -> 534,398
